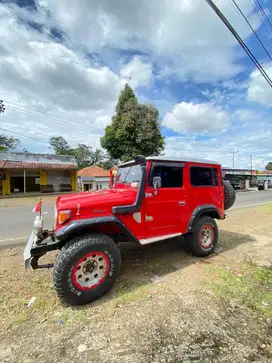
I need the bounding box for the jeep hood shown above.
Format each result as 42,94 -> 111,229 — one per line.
56,188 -> 138,212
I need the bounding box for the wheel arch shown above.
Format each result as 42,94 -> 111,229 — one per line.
186,205 -> 221,234
55,216 -> 140,247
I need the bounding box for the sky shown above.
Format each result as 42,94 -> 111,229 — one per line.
0,0 -> 272,169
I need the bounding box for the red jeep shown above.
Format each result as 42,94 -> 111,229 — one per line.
24,155 -> 235,306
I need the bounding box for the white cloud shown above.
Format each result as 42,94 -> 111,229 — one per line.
0,2 -> 130,150
164,130 -> 272,169
0,1 -> 271,169
119,56 -> 153,88
35,0 -> 262,82
0,39 -> 123,112
163,102 -> 230,132
247,65 -> 272,106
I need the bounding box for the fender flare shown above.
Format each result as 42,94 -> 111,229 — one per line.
54,215 -> 140,245
186,204 -> 222,233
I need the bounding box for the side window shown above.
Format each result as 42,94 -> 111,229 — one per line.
213,168 -> 218,186
190,166 -> 217,187
149,165 -> 183,188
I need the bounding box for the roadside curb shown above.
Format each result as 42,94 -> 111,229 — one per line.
230,201 -> 272,210
0,237 -> 27,250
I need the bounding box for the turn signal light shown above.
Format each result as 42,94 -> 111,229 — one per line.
58,210 -> 72,225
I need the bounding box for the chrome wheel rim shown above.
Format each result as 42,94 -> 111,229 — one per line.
72,252 -> 109,290
199,224 -> 214,248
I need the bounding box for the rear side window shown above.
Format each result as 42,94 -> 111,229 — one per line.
149,165 -> 183,188
190,166 -> 218,187
213,168 -> 218,186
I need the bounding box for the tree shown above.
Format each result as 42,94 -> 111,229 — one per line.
50,136 -> 72,155
0,134 -> 20,151
73,144 -> 92,169
99,157 -> 119,170
265,162 -> 272,171
101,83 -> 165,161
90,148 -> 106,166
49,136 -> 109,169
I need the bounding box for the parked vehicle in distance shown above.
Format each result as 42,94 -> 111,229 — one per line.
24,155 -> 235,306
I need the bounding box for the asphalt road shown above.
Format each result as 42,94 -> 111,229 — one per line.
231,190 -> 272,209
0,190 -> 272,248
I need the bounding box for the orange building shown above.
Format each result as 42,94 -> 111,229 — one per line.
78,166 -> 110,191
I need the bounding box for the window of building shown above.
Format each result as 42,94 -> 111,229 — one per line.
190,166 -> 218,187
149,165 -> 183,188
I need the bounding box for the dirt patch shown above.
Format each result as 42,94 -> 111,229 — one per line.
0,205 -> 272,362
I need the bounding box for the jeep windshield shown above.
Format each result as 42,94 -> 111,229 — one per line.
115,164 -> 142,185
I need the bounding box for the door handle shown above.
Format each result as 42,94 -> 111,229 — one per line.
178,201 -> 186,206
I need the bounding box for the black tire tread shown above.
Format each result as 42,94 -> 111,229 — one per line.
185,215 -> 218,257
53,234 -> 121,306
223,179 -> 236,210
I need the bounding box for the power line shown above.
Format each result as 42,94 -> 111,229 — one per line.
249,0 -> 272,38
230,0 -> 272,62
0,127 -> 50,146
205,0 -> 272,88
5,105 -> 98,134
3,100 -> 99,133
6,103 -> 96,133
253,0 -> 272,33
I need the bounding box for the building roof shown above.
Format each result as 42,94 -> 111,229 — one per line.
0,151 -> 78,170
119,155 -> 220,167
0,161 -> 77,170
78,166 -> 110,177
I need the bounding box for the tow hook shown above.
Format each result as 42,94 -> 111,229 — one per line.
31,255 -> 54,270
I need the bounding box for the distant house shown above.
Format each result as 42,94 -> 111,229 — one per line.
0,151 -> 78,196
78,166 -> 110,191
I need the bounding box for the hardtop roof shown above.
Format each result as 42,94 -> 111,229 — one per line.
119,155 -> 221,167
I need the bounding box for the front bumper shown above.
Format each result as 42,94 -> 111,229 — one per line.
24,231 -> 38,269
24,231 -> 60,269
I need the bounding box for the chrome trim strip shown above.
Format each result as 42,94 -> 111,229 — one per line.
139,233 -> 182,245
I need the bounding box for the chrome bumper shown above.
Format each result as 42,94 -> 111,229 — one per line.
24,231 -> 38,269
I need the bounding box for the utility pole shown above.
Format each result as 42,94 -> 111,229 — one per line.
250,155 -> 253,175
230,150 -> 238,170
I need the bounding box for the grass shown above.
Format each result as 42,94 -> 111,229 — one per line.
256,204 -> 272,215
112,277 -> 151,306
210,262 -> 272,317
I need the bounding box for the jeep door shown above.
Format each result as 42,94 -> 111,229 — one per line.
188,164 -> 223,215
144,162 -> 188,237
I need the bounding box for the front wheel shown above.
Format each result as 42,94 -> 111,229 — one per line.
53,234 -> 121,306
184,216 -> 218,257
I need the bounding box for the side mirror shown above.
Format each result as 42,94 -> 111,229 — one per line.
153,176 -> 162,189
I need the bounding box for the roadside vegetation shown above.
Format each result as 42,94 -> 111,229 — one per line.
210,261 -> 272,318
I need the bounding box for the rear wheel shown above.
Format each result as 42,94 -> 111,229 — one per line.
184,216 -> 218,257
53,234 -> 121,306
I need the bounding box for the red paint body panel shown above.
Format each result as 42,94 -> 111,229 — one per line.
54,160 -> 225,240
55,188 -> 138,232
144,160 -> 188,237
